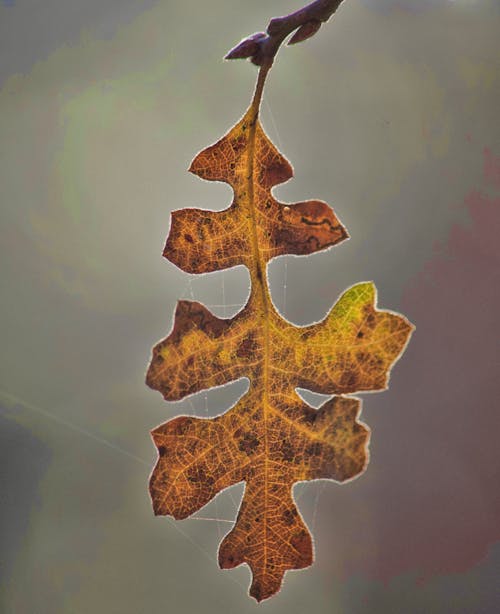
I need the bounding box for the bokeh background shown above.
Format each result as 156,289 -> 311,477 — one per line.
1,1 -> 499,612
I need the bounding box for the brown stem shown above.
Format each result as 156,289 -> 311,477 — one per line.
225,0 -> 345,67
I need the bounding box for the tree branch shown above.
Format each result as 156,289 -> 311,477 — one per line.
225,0 -> 345,66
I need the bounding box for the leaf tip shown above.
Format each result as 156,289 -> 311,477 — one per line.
342,280 -> 377,306
249,580 -> 271,603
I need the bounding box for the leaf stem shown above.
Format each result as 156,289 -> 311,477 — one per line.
231,0 -> 346,115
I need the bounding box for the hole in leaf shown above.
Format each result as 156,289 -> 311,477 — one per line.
295,387 -> 333,409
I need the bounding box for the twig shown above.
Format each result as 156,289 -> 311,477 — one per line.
225,0 -> 345,67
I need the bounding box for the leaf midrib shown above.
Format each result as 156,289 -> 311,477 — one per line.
245,100 -> 273,576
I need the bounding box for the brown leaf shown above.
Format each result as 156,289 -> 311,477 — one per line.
147,83 -> 413,600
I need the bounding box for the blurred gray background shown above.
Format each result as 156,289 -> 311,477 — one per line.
1,1 -> 499,612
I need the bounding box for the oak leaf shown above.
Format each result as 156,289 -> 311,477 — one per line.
146,89 -> 414,600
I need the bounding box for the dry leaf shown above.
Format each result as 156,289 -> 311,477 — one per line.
146,80 -> 413,601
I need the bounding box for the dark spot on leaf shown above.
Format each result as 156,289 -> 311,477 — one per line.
303,409 -> 317,425
306,442 -> 322,457
239,432 -> 260,455
340,370 -> 358,388
236,332 -> 257,358
282,509 -> 295,526
281,441 -> 294,462
173,417 -> 189,436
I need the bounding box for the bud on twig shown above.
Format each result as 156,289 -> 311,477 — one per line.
288,19 -> 322,45
225,32 -> 267,61
224,0 -> 345,66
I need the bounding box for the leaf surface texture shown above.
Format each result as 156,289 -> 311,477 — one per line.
147,101 -> 413,601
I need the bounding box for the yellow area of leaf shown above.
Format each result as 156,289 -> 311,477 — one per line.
147,88 -> 414,601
